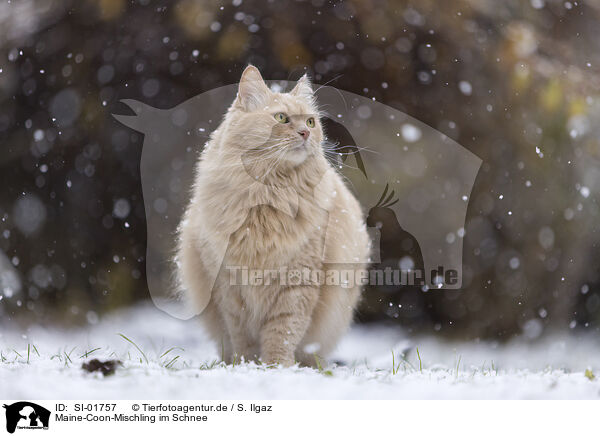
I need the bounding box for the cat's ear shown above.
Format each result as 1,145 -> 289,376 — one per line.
290,74 -> 314,101
235,65 -> 270,111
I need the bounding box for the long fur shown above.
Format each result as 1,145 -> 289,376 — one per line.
177,65 -> 370,367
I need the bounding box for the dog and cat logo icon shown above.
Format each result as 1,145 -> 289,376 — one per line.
3,402 -> 50,433
113,79 -> 481,320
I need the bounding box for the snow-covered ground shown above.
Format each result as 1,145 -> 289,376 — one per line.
1,303 -> 599,399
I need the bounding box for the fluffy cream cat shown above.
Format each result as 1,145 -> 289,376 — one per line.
177,65 -> 370,367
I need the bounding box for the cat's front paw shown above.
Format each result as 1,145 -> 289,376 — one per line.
262,354 -> 295,368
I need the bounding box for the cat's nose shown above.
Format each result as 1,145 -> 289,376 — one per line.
298,129 -> 310,140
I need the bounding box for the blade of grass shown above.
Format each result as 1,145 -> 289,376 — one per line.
313,354 -> 333,376
159,346 -> 184,359
79,347 -> 101,359
164,356 -> 180,369
314,353 -> 322,372
118,333 -> 148,363
64,346 -> 76,364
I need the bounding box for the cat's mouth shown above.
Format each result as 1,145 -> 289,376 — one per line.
288,139 -> 310,151
289,142 -> 306,151
283,140 -> 311,165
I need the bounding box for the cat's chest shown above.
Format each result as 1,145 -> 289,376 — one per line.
226,198 -> 328,265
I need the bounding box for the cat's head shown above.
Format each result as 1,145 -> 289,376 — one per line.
227,65 -> 323,171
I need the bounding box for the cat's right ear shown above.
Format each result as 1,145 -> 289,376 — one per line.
235,65 -> 270,111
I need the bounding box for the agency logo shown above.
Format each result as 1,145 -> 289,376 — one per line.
113,78 -> 481,320
3,402 -> 50,434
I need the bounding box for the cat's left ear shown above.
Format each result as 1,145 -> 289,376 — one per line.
235,65 -> 271,111
290,74 -> 314,101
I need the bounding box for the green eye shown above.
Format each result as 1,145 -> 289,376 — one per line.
274,112 -> 289,123
306,117 -> 315,128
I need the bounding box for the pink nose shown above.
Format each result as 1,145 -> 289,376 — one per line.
298,129 -> 310,140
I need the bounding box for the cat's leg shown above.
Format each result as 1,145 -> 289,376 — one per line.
260,286 -> 320,366
296,279 -> 361,367
297,179 -> 369,367
178,233 -> 237,361
199,299 -> 234,363
218,294 -> 259,364
224,319 -> 258,364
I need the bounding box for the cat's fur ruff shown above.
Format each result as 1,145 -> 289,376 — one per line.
177,65 -> 370,367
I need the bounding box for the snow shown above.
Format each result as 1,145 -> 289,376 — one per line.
400,123 -> 422,143
1,303 -> 599,399
458,80 -> 472,96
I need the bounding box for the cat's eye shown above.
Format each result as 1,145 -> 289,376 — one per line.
274,112 -> 289,123
306,117 -> 315,128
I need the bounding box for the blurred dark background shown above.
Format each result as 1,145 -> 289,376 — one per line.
1,0 -> 600,340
